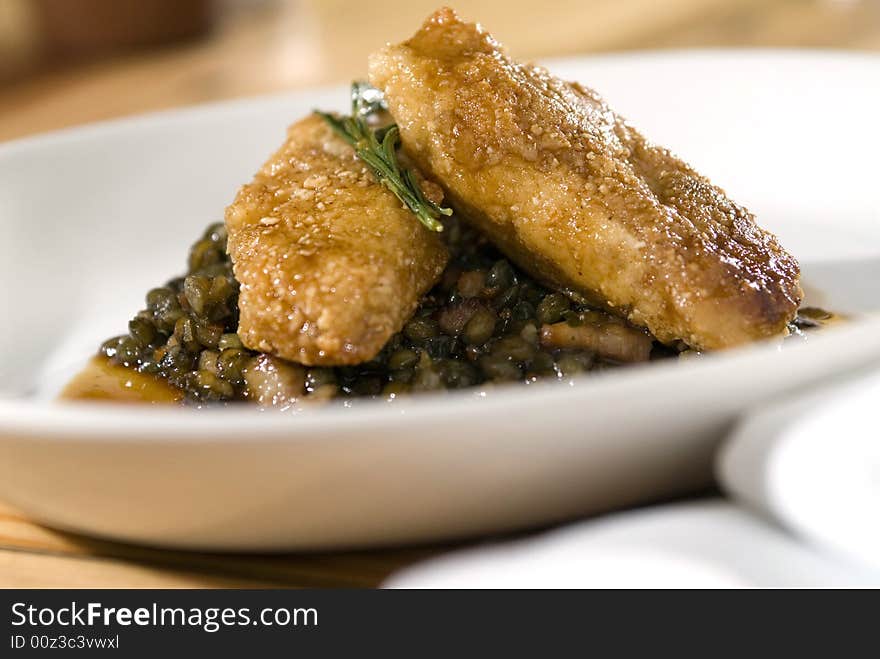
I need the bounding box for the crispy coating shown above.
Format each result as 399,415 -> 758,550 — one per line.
225,114 -> 448,366
369,8 -> 802,349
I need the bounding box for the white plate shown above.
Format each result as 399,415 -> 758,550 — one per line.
0,51 -> 878,551
386,501 -> 880,588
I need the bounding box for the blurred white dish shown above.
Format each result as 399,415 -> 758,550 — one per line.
720,371 -> 880,570
0,51 -> 878,551
385,500 -> 880,588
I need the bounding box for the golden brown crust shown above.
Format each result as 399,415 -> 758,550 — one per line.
225,114 -> 448,366
369,8 -> 802,349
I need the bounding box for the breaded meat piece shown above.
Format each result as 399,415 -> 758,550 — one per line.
368,8 -> 802,349
225,114 -> 448,366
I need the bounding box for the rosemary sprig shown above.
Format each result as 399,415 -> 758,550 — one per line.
316,82 -> 451,233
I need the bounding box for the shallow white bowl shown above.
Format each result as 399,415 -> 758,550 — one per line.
0,51 -> 878,550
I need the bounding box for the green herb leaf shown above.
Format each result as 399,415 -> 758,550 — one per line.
316,82 -> 451,233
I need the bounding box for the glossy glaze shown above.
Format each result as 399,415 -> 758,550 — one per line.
61,356 -> 183,404
225,114 -> 448,366
369,8 -> 803,350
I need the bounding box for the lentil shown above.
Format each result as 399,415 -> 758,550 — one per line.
100,216 -> 667,405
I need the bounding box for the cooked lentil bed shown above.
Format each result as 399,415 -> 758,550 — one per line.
98,217 -> 698,405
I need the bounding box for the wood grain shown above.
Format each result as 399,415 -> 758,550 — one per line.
0,0 -> 876,588
0,502 -> 445,588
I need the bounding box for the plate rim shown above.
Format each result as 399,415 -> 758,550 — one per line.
2,317 -> 880,439
1,48 -> 877,154
2,48 -> 879,439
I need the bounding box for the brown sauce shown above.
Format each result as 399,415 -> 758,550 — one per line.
798,306 -> 842,325
61,356 -> 183,404
790,306 -> 844,333
63,308 -> 840,407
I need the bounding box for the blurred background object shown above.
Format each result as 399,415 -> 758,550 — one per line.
0,0 -> 878,141
36,0 -> 214,59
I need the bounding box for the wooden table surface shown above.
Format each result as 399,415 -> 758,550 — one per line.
1,0 -> 877,587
